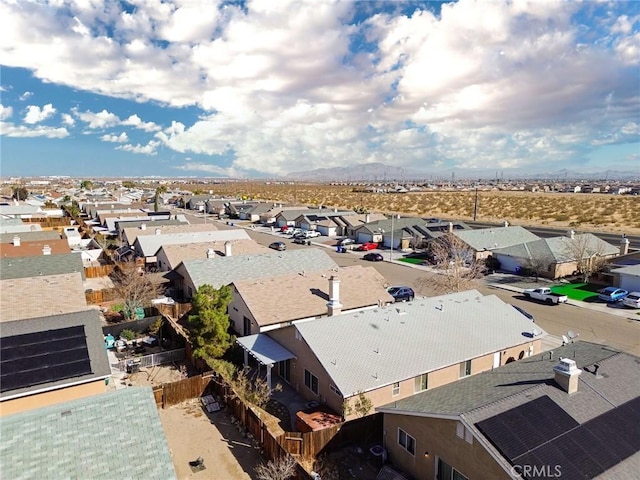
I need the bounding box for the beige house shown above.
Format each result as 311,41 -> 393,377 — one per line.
0,310 -> 111,416
156,239 -> 268,272
492,232 -> 620,279
378,342 -> 640,480
122,222 -> 219,248
230,266 -> 394,336
238,290 -> 545,420
453,226 -> 540,260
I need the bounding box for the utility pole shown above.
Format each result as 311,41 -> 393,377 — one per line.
473,188 -> 479,221
389,213 -> 394,261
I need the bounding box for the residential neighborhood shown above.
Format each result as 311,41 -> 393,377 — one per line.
0,180 -> 639,480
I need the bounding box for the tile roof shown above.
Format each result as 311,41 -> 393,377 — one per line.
0,273 -> 88,322
182,247 -> 338,290
159,239 -> 269,270
0,252 -> 85,280
233,265 -> 394,327
0,309 -> 111,399
294,290 -> 545,397
454,225 -> 540,251
0,239 -> 71,257
135,228 -> 249,257
493,233 -> 619,263
0,387 -> 176,479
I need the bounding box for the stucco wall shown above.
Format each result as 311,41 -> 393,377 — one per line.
383,415 -> 510,480
0,380 -> 107,417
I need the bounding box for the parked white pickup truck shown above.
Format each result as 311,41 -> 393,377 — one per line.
522,287 -> 568,305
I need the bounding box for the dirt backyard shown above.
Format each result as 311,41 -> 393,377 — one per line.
159,399 -> 263,480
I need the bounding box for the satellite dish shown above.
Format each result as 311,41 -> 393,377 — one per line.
562,335 -> 569,346
567,331 -> 579,342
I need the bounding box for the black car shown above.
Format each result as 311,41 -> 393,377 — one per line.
293,237 -> 308,245
387,286 -> 415,302
269,241 -> 286,251
363,253 -> 384,262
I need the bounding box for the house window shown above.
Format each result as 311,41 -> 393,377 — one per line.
414,373 -> 428,393
456,422 -> 473,444
330,384 -> 341,396
459,360 -> 471,378
398,428 -> 415,456
304,369 -> 319,395
392,382 -> 400,396
437,458 -> 468,480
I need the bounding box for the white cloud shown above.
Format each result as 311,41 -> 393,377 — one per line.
174,161 -> 240,177
24,103 -> 56,124
1,122 -> 69,138
74,108 -> 120,129
0,104 -> 13,120
116,140 -> 160,155
0,0 -> 637,175
122,114 -> 160,132
19,91 -> 33,101
100,132 -> 128,143
61,113 -> 75,126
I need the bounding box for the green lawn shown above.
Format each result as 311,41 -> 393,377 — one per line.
398,257 -> 425,265
550,283 -> 601,302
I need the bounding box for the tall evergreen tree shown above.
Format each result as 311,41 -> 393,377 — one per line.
188,284 -> 234,360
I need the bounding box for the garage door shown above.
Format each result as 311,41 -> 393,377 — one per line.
619,275 -> 640,292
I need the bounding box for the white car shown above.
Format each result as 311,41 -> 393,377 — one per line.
305,230 -> 321,238
622,292 -> 640,308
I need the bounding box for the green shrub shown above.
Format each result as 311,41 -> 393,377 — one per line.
120,329 -> 137,341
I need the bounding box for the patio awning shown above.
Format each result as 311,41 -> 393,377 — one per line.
236,334 -> 296,366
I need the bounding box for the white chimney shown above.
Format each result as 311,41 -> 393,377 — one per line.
327,275 -> 343,316
12,236 -> 21,247
620,236 -> 630,256
568,230 -> 575,239
42,245 -> 52,256
448,222 -> 454,233
503,221 -> 509,227
365,214 -> 370,223
206,248 -> 216,259
553,358 -> 582,394
155,228 -> 161,235
224,241 -> 232,257
140,223 -> 147,230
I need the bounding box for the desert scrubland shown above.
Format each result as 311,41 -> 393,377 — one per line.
196,183 -> 640,234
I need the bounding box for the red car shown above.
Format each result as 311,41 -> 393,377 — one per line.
357,242 -> 379,251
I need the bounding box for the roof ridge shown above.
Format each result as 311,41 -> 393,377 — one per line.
463,383 -> 548,415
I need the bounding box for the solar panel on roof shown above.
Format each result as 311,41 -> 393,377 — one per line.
476,395 -> 579,461
477,396 -> 640,480
0,325 -> 92,393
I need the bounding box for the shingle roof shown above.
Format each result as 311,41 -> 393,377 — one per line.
454,225 -> 540,251
613,264 -> 640,278
376,342 -> 636,417
233,265 -> 394,327
0,309 -> 111,399
135,229 -> 249,257
1,232 -> 63,245
0,273 -> 88,322
159,239 -> 269,270
294,290 -> 545,397
0,252 -> 85,280
123,223 -> 218,246
493,233 -> 619,263
0,239 -> 71,257
182,248 -> 338,290
0,387 -> 176,480
115,218 -> 185,232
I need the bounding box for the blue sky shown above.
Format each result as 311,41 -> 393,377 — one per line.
1,0 -> 638,178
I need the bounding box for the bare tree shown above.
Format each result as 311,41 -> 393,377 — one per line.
418,233 -> 485,294
110,263 -> 163,320
521,251 -> 553,281
564,233 -> 609,282
255,455 -> 297,480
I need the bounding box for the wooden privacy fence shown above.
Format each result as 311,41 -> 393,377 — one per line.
85,288 -> 118,304
84,264 -> 115,278
153,371 -> 214,408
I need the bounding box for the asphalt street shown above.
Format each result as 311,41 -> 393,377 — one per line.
176,210 -> 640,356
